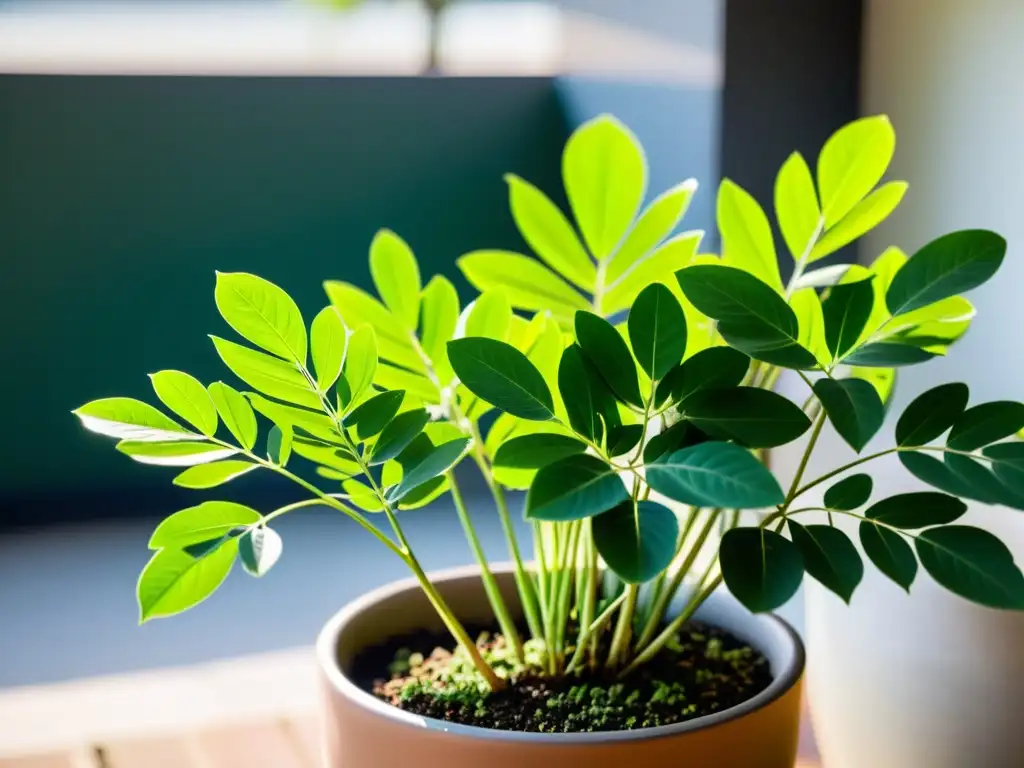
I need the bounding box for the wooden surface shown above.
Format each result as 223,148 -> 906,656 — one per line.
0,647 -> 819,767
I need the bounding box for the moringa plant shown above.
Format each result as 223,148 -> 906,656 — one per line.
75,114 -> 1024,690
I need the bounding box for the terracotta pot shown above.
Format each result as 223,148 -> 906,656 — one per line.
316,565 -> 804,767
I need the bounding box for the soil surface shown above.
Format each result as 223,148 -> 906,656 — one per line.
356,622 -> 772,734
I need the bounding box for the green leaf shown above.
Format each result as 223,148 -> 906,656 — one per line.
266,424 -> 292,466
465,290 -> 512,342
948,401 -> 1024,451
494,433 -> 587,469
562,115 -> 646,261
505,174 -> 595,290
810,182 -> 907,262
448,338 -> 554,421
720,528 -> 804,612
657,346 -> 750,406
916,526 -> 1024,609
343,479 -> 384,511
369,229 -> 421,329
865,492 -> 966,529
983,442 -> 1024,495
339,325 -> 378,410
790,288 -> 830,368
898,451 -> 980,500
646,442 -> 784,509
627,283 -> 687,380
851,366 -> 897,406
458,250 -> 589,322
149,371 -> 217,437
324,282 -> 421,372
859,521 -> 917,592
824,473 -> 873,510
676,265 -> 818,369
310,306 -> 346,392
718,178 -> 782,292
239,526 -> 283,577
886,230 -> 1007,316
774,151 -> 821,261
593,501 -> 679,584
245,393 -> 339,444
116,440 -> 237,467
210,336 -> 321,410
683,387 -> 811,448
792,263 -> 855,290
369,408 -> 429,465
606,180 -> 696,284
420,275 -> 459,382
822,278 -> 875,360
137,541 -> 238,622
149,501 -> 261,548
817,115 -> 895,227
73,397 -> 194,442
558,345 -> 619,443
526,454 -> 628,522
643,421 -> 710,464
208,382 -> 258,451
606,424 -> 644,457
789,522 -> 863,603
814,378 -> 885,452
575,311 -> 642,407
603,232 -> 703,315
388,438 -> 469,502
173,461 -> 258,489
896,383 -> 970,446
344,390 -> 405,440
296,441 -> 361,476
842,341 -> 938,367
944,453 -> 1002,504
214,272 -> 306,364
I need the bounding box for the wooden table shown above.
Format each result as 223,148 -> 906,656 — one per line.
0,648 -> 820,767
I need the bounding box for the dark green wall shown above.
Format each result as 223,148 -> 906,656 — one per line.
0,76 -> 569,523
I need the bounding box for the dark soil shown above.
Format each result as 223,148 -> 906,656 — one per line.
355,622 -> 771,734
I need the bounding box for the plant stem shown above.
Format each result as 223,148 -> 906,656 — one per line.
607,584 -> 639,669
565,590 -> 628,674
554,521 -> 582,664
448,471 -> 524,662
791,448 -> 897,500
785,410 -> 827,505
262,498 -> 330,524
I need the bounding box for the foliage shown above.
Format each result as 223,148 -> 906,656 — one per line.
75,114 -> 1024,693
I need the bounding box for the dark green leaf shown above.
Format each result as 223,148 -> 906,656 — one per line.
642,421 -> 710,464
344,390 -> 405,440
916,526 -> 1024,609
558,345 -> 620,443
896,383 -> 970,446
886,230 -> 1007,316
137,541 -> 238,622
821,278 -> 875,359
525,455 -> 629,522
238,525 -> 283,577
388,438 -> 469,502
267,424 -> 292,466
824,474 -> 873,510
448,338 -> 554,420
947,401 -> 1024,451
683,387 -> 811,448
575,311 -> 643,407
865,492 -> 966,529
369,408 -> 430,465
859,521 -> 917,591
789,522 -> 863,603
899,451 -> 984,501
493,433 -> 587,469
607,425 -> 644,457
149,501 -> 261,549
984,442 -> 1024,496
944,453 -> 1001,504
627,283 -> 687,380
720,528 -> 804,612
646,442 -> 784,509
676,265 -> 818,369
842,342 -> 938,367
814,378 -> 885,452
593,501 -> 679,584
173,461 -> 258,489
657,347 -> 751,407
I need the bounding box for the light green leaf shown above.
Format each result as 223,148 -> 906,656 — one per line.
604,231 -> 702,315
948,401 -> 1024,451
850,366 -> 896,406
369,408 -> 429,465
214,272 -> 306,364
895,383 -> 969,446
575,311 -> 642,407
173,461 -> 258,489
718,178 -> 783,292
793,263 -> 854,290
866,492 -> 966,529
505,173 -> 595,290
645,442 -> 784,509
324,281 -> 422,372
369,229 -> 421,329
149,501 -> 261,548
810,182 -> 907,262
388,438 -> 469,502
493,433 -> 587,469
525,454 -> 629,522
344,390 -> 405,440
606,180 -> 697,284
916,526 -> 1024,609
343,479 -> 384,511
775,151 -> 821,261
817,115 -> 895,227
562,114 -> 647,261
296,441 -> 361,476
339,325 -> 378,410
210,336 -> 321,410
137,540 -> 238,622
627,283 -> 687,380
149,371 -> 217,437
789,288 -> 830,368
73,397 -> 195,443
683,387 -> 812,449
117,440 -> 237,467
465,290 -> 512,342
860,521 -> 917,592
239,526 -> 283,577
207,382 -> 258,451
593,500 -> 679,584
814,378 -> 885,453
824,473 -> 873,510
420,275 -> 459,383
245,393 -> 339,444
266,424 -> 292,466
310,306 -> 346,393
448,338 -> 554,421
720,528 -> 803,612
458,250 -> 589,322
374,363 -> 438,403
822,278 -> 875,360
789,522 -> 863,603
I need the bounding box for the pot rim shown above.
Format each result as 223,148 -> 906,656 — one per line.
316,563 -> 804,744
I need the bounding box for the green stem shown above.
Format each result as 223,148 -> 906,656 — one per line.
554,521 -> 582,664
565,590 -> 628,674
448,471 -> 525,663
262,498 -> 329,524
791,448 -> 897,500
785,410 -> 827,505
607,584 -> 639,669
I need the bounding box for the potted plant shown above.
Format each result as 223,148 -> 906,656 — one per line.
74,114 -> 1024,767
